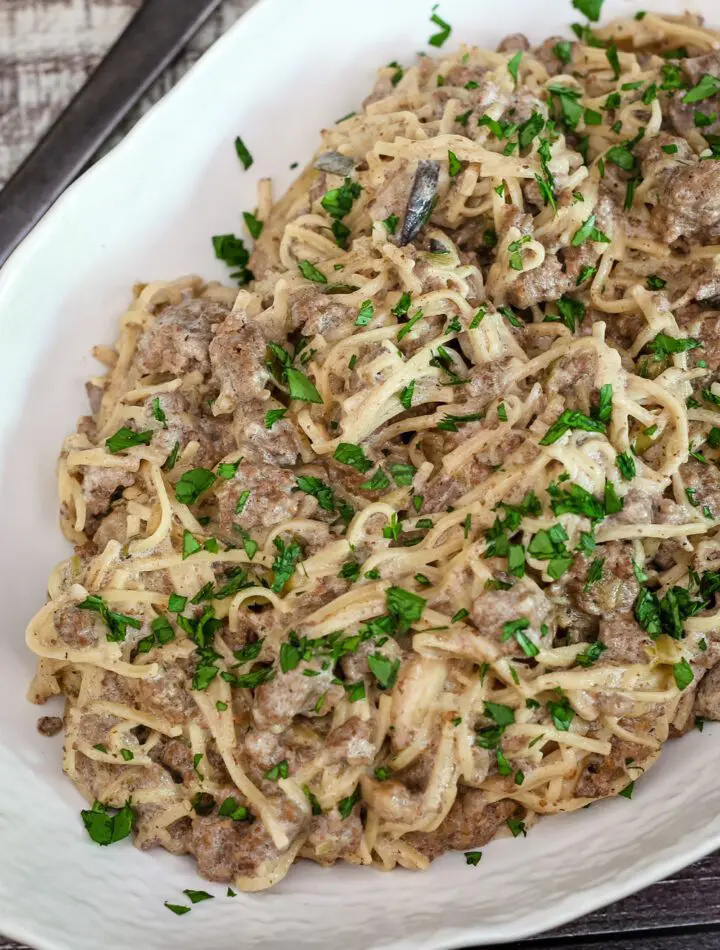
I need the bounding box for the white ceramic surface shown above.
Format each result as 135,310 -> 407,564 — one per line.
0,0 -> 718,946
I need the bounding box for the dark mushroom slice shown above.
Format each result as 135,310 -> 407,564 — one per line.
399,160 -> 440,246
313,151 -> 357,177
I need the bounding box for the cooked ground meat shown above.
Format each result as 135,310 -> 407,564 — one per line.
575,732 -> 655,799
305,808 -> 364,864
54,605 -> 104,650
598,614 -> 651,665
233,400 -> 303,467
36,716 -> 63,737
214,463 -> 310,540
695,665 -> 720,721
562,542 -> 639,618
324,717 -> 375,766
80,465 -> 136,518
680,460 -> 720,517
546,349 -> 599,416
209,309 -> 271,410
470,578 -> 553,657
289,289 -> 357,340
405,790 -> 519,861
253,662 -> 344,731
134,298 -> 228,377
652,160 -> 720,245
136,663 -> 194,726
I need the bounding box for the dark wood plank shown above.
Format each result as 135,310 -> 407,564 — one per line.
485,925 -> 720,950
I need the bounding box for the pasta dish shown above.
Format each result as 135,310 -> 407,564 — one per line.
26,3 -> 720,894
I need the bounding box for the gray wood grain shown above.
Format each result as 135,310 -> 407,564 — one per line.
3,3 -> 720,950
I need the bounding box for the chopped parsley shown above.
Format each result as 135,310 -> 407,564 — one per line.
572,0 -> 604,20
553,41 -> 573,64
265,408 -> 288,429
298,260 -> 327,284
428,9 -> 452,47
212,233 -> 251,284
508,234 -> 531,271
77,594 -> 141,643
540,408 -> 606,445
287,367 -> 323,403
183,890 -> 214,905
606,144 -> 635,171
547,696 -> 574,731
368,653 -> 401,689
295,475 -> 336,512
355,299 -> 374,327
243,211 -> 263,239
106,427 -> 152,454
576,641 -> 607,667
616,452 -> 636,480
265,759 -> 290,781
81,799 -> 135,846
338,786 -> 362,819
333,442 -> 373,473
390,462 -> 416,486
270,537 -> 303,594
164,903 -> 191,916
673,658 -> 694,690
548,84 -> 583,130
507,817 -> 527,837
234,135 -> 253,169
448,150 -> 462,177
571,214 -> 611,247
384,214 -> 399,234
175,467 -> 216,505
507,50 -> 523,84
360,468 -> 390,492
606,43 -> 620,80
683,74 -> 720,105
399,380 -> 415,410
647,333 -> 702,359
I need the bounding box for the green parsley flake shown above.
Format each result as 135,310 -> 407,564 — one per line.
683,74 -> 720,105
81,799 -> 135,846
106,427 -> 152,454
243,211 -> 263,239
572,0 -> 604,21
234,136 -> 253,169
175,468 -> 217,505
165,903 -> 191,916
298,260 -> 327,283
673,657 -> 693,691
428,9 -> 452,47
507,50 -> 523,84
571,214 -> 611,247
540,408 -> 605,445
355,299 -> 374,327
286,367 -> 323,404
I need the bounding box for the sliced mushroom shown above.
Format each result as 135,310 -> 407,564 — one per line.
399,160 -> 440,246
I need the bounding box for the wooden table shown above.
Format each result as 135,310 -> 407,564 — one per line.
2,2 -> 720,948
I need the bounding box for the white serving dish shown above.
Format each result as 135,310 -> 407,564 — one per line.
0,0 -> 718,947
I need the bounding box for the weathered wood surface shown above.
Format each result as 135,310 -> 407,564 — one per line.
3,2 -> 720,949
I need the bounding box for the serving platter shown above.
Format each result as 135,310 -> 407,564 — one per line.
0,0 -> 717,947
